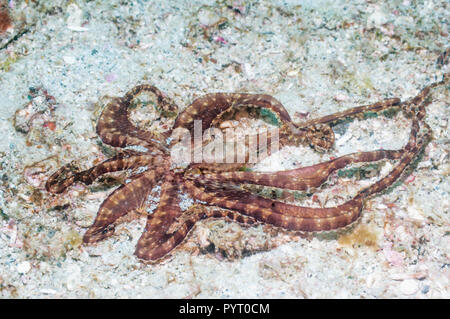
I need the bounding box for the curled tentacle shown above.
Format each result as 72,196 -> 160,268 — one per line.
356,118 -> 431,199
46,152 -> 169,193
136,174 -> 258,261
173,93 -> 294,134
96,85 -> 178,152
172,92 -> 336,167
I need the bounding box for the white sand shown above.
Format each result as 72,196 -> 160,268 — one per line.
0,0 -> 448,298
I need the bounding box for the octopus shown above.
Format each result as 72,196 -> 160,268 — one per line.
46,74 -> 448,261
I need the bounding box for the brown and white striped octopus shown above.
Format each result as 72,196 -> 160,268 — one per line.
46,74 -> 448,261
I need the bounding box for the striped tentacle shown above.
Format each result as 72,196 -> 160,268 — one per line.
184,91 -> 433,233
295,98 -> 401,128
136,204 -> 257,261
46,152 -> 169,193
135,173 -> 185,260
136,174 -> 259,261
189,149 -> 403,191
402,75 -> 448,121
83,168 -> 166,244
122,84 -> 178,118
187,127 -> 284,172
173,93 -> 294,134
172,92 -> 311,169
96,85 -> 177,153
201,206 -> 258,226
291,124 -> 335,152
356,114 -> 431,200
183,179 -> 362,232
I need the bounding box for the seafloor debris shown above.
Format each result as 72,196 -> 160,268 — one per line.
13,87 -> 57,133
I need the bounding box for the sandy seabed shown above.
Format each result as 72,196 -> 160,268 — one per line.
0,0 -> 448,298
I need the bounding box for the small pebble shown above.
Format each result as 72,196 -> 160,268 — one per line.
66,265 -> 81,291
367,7 -> 388,28
63,56 -> 77,64
197,6 -> 221,26
399,279 -> 419,295
334,93 -> 348,102
67,3 -> 88,32
41,288 -> 57,295
17,261 -> 31,274
105,73 -> 117,83
421,285 -> 430,294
